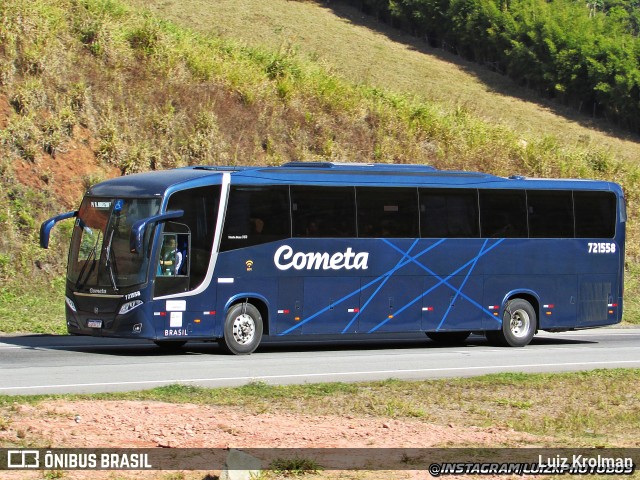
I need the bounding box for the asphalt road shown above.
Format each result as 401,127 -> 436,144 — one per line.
1,328 -> 639,395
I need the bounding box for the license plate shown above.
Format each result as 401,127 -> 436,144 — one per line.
87,319 -> 103,328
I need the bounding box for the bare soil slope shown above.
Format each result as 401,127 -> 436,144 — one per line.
1,399 -> 542,479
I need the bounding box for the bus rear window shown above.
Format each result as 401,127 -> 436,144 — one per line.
574,191 -> 616,238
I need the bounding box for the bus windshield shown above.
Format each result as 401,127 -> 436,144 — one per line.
68,197 -> 161,290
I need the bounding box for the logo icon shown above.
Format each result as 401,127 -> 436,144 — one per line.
8,450 -> 40,468
245,260 -> 254,271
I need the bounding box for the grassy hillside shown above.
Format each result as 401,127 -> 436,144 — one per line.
130,0 -> 640,162
0,0 -> 638,333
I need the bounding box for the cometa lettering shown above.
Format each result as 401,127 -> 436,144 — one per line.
274,245 -> 369,271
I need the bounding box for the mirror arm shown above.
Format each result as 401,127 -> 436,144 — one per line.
40,211 -> 78,249
130,210 -> 184,254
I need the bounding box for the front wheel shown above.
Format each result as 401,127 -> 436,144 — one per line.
219,303 -> 263,355
486,298 -> 536,347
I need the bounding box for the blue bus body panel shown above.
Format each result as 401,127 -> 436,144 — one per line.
85,163 -> 622,195
87,168 -> 226,197
64,164 -> 625,341
210,237 -> 623,337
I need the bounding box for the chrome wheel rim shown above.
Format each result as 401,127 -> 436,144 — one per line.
509,308 -> 531,338
232,314 -> 255,345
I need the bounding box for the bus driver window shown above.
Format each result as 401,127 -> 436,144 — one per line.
158,234 -> 181,276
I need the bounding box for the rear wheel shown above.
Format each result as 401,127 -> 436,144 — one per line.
219,302 -> 263,355
426,331 -> 470,345
486,298 -> 536,347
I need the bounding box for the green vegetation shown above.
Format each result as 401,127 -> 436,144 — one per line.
270,457 -> 324,477
132,0 -> 640,163
0,277 -> 66,334
1,369 -> 639,445
354,0 -> 640,131
0,0 -> 639,333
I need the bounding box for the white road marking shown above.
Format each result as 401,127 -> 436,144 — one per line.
1,359 -> 639,391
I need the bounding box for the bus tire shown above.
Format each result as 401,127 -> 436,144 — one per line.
486,298 -> 536,347
219,303 -> 263,355
426,331 -> 470,345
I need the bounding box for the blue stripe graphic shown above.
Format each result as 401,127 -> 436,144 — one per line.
367,239 -> 505,332
279,239 -> 446,335
435,238 -> 488,331
382,239 -> 501,321
279,238 -> 504,336
341,238 -> 420,333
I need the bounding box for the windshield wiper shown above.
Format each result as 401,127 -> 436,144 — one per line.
75,230 -> 102,290
104,229 -> 119,292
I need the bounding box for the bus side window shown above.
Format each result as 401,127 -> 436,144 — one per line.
479,190 -> 528,238
527,190 -> 573,238
419,188 -> 479,238
291,186 -> 356,238
356,187 -> 418,238
221,186 -> 290,251
155,186 -> 219,297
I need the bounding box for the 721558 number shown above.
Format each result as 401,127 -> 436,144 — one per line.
588,242 -> 616,254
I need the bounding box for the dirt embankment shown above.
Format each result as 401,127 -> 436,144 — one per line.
1,399 -> 541,479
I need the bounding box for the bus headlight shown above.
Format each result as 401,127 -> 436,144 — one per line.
119,300 -> 143,315
65,296 -> 77,312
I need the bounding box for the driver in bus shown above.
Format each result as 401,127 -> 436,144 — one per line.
158,237 -> 182,276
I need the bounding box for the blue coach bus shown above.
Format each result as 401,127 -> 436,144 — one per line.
40,162 -> 625,354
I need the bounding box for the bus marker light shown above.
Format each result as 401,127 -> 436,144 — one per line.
546,311 -> 552,316
388,315 -> 394,319
608,303 -> 617,307
294,317 -> 301,322
422,306 -> 434,312
543,304 -> 555,309
194,319 -> 201,324
277,309 -> 291,314
203,311 -> 215,315
609,310 -> 614,314
347,308 -> 359,313
488,305 -> 500,310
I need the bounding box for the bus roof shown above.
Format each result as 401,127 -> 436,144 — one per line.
87,162 -> 622,197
